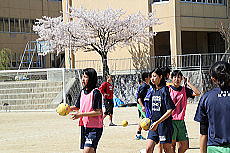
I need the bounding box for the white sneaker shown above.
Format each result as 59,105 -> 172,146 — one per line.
140,149 -> 146,153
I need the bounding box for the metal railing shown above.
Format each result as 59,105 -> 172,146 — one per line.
75,53 -> 230,74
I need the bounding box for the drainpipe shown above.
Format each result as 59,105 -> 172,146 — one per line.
148,0 -> 155,69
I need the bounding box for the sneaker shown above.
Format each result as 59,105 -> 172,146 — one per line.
135,135 -> 146,140
140,149 -> 146,153
109,123 -> 117,126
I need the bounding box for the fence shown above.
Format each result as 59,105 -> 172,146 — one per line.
75,53 -> 230,74
1,53 -> 229,110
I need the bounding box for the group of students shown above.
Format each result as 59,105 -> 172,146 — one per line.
136,67 -> 200,153
68,61 -> 230,153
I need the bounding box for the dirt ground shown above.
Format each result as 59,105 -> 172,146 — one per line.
0,104 -> 200,153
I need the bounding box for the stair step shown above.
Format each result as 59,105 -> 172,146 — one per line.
0,86 -> 62,94
0,79 -> 67,111
0,98 -> 55,105
0,92 -> 59,99
0,103 -> 59,110
0,81 -> 62,88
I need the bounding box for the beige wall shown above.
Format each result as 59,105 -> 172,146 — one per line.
152,0 -> 229,56
0,0 -> 62,68
180,2 -> 228,31
0,0 -> 62,18
63,0 -> 150,69
72,0 -> 148,14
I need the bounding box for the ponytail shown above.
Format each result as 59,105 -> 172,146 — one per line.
150,68 -> 166,88
209,61 -> 230,90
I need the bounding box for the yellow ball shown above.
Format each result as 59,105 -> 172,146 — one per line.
56,103 -> 71,116
140,118 -> 150,130
121,120 -> 128,127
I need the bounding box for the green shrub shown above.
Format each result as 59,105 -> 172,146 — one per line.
0,48 -> 10,70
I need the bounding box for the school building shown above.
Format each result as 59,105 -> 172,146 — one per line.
62,0 -> 228,72
0,0 -> 62,69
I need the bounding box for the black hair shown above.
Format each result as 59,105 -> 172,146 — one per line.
138,78 -> 142,84
141,72 -> 149,81
171,70 -> 183,78
107,75 -> 112,79
209,61 -> 230,90
161,67 -> 170,78
82,68 -> 98,91
66,93 -> 73,105
150,68 -> 166,88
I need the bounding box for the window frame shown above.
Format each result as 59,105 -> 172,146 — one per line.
0,17 -> 35,33
153,0 -> 170,4
180,0 -> 225,5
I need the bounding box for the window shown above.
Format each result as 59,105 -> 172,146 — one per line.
4,18 -> 9,32
218,0 -> 223,3
10,18 -> 15,32
153,0 -> 169,2
15,19 -> 20,32
31,19 -> 36,33
21,19 -> 25,32
22,19 -> 31,33
25,19 -> 31,33
0,18 -> 3,32
181,0 -> 225,4
0,17 -> 35,33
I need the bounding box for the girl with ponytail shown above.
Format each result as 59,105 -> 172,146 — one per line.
194,61 -> 230,153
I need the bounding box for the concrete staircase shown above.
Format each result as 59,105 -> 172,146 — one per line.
0,80 -> 63,111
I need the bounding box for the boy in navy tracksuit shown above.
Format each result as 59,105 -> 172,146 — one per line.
135,72 -> 150,140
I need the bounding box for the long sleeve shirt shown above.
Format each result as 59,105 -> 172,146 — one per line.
99,82 -> 114,99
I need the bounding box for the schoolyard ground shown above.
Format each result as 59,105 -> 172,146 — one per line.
0,104 -> 200,153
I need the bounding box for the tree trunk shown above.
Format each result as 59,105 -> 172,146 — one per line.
101,53 -> 110,80
221,49 -> 230,61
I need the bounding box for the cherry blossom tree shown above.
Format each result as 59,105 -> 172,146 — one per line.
219,21 -> 230,61
219,22 -> 230,53
33,8 -> 160,78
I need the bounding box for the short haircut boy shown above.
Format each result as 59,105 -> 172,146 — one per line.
161,67 -> 171,77
171,70 -> 183,78
141,72 -> 149,81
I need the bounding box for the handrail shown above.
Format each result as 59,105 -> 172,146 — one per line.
75,53 -> 230,62
74,53 -> 230,74
0,68 -> 65,74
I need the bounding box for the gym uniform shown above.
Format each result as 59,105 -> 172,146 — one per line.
144,86 -> 175,144
75,89 -> 103,151
194,88 -> 230,153
168,85 -> 194,142
99,82 -> 114,115
136,82 -> 150,118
